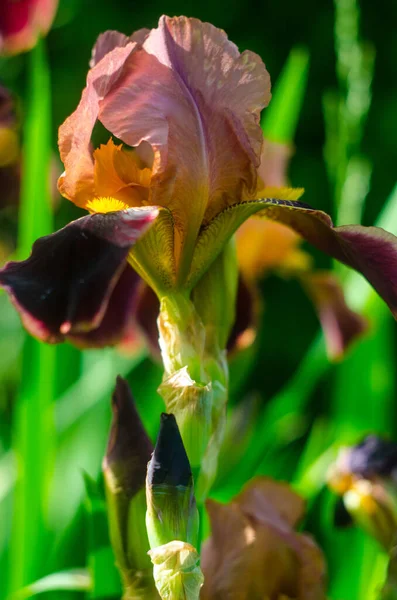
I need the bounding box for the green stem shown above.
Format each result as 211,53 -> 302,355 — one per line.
157,294 -> 228,503
8,38 -> 55,595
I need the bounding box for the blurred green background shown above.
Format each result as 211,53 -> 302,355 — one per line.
0,0 -> 396,598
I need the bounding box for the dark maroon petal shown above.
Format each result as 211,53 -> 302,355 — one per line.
227,276 -> 259,356
67,264 -> 142,348
302,272 -> 368,360
0,208 -> 157,343
134,283 -> 161,359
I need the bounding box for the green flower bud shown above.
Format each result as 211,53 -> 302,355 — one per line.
148,541 -> 203,600
103,376 -> 156,598
146,413 -> 199,550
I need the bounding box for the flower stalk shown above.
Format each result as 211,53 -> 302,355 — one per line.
157,284 -> 231,502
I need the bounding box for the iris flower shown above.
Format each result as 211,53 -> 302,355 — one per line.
0,0 -> 58,55
328,435 -> 397,550
2,16 -> 397,348
201,477 -> 326,599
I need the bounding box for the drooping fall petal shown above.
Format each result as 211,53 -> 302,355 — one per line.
0,207 -> 158,343
227,275 -> 259,354
67,265 -> 143,349
201,477 -> 326,600
190,197 -> 397,319
302,272 -> 368,360
0,0 -> 58,55
134,283 -> 162,358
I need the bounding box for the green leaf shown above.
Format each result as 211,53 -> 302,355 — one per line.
84,474 -> 122,599
8,39 -> 57,597
11,569 -> 91,599
261,46 -> 310,144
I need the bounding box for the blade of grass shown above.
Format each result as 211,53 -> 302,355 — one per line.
12,569 -> 91,599
8,38 -> 56,596
261,46 -> 310,143
84,475 -> 122,599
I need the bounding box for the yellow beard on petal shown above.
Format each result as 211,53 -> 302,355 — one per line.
86,196 -> 130,214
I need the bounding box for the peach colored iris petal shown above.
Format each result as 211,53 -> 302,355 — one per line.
0,0 -> 58,55
97,15 -> 270,278
201,477 -> 327,600
58,42 -> 138,207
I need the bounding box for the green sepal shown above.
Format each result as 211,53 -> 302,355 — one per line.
128,206 -> 176,294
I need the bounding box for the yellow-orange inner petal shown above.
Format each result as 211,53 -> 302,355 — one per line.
78,138 -> 153,212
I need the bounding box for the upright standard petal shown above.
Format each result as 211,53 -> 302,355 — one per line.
58,41 -> 139,206
97,15 -> 270,279
0,207 -> 158,343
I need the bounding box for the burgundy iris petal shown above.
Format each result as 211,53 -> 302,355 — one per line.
67,265 -> 142,348
0,208 -> 157,343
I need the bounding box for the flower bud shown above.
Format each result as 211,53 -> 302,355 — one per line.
328,435 -> 397,550
102,376 -> 155,597
146,413 -> 199,550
